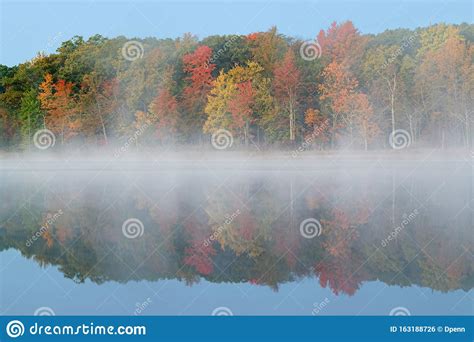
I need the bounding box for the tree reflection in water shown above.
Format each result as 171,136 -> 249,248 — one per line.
1,164 -> 472,296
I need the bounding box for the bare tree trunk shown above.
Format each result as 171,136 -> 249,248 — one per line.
289,96 -> 297,142
61,117 -> 65,145
349,119 -> 353,147
465,111 -> 470,149
245,121 -> 249,147
331,114 -> 337,149
390,75 -> 397,134
99,114 -> 108,145
289,112 -> 293,141
96,101 -> 108,145
289,106 -> 295,141
408,116 -> 414,144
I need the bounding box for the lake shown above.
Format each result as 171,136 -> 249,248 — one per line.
0,155 -> 472,315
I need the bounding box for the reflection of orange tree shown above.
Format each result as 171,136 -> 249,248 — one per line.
38,74 -> 82,144
314,208 -> 366,295
183,243 -> 216,276
271,211 -> 302,269
315,260 -> 363,296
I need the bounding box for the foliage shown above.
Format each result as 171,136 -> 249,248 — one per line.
0,22 -> 472,150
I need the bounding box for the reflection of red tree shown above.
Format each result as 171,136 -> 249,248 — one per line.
182,45 -> 215,113
183,217 -> 216,275
235,209 -> 257,241
273,224 -> 300,269
322,208 -> 359,258
314,261 -> 360,296
316,207 -> 365,295
183,243 -> 216,275
249,278 -> 262,285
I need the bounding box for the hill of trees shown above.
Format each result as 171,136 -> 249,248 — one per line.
0,21 -> 473,151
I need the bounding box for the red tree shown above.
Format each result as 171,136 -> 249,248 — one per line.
317,21 -> 367,67
273,50 -> 301,141
182,45 -> 216,113
149,88 -> 179,142
227,81 -> 254,145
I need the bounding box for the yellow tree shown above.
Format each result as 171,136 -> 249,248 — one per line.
204,62 -> 273,145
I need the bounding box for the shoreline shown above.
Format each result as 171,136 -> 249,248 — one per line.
0,147 -> 470,161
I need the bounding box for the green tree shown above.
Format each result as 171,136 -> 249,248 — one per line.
18,88 -> 44,150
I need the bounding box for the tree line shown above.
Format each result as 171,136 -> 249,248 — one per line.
0,21 -> 472,151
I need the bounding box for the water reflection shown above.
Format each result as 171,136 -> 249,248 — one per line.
1,161 -> 472,298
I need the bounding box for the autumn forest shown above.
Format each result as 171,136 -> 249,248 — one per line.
0,21 -> 473,151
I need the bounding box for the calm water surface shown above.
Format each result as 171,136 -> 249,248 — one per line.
0,158 -> 472,315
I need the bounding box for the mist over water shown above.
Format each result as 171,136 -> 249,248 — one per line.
0,151 -> 472,315
0,0 -> 472,322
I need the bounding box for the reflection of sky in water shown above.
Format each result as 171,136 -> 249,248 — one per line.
0,160 -> 472,315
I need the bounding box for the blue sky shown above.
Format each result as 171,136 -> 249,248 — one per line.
0,0 -> 472,66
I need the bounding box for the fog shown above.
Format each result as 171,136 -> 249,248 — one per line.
0,148 -> 470,171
